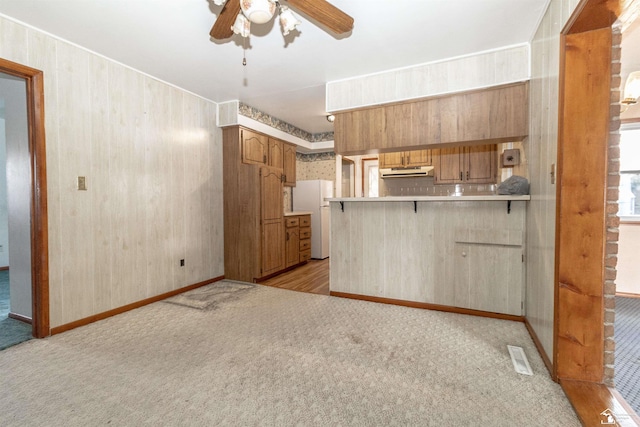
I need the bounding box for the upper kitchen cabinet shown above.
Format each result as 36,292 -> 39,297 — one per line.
333,82 -> 528,155
268,137 -> 284,169
283,142 -> 297,187
379,149 -> 432,168
241,128 -> 287,170
434,144 -> 497,184
241,128 -> 268,165
332,107 -> 387,153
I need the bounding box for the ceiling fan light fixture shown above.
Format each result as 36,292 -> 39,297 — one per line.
231,12 -> 251,38
622,71 -> 640,105
240,0 -> 276,24
279,6 -> 301,36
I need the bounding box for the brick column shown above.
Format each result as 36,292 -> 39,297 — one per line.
603,25 -> 622,387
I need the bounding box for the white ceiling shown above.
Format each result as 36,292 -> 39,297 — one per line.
0,0 -> 564,134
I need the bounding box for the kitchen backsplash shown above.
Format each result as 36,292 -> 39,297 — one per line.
380,177 -> 498,197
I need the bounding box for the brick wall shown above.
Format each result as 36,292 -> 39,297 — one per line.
603,25 -> 622,387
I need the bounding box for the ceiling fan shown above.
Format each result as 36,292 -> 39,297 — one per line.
210,0 -> 354,40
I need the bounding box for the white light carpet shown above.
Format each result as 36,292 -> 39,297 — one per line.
0,281 -> 579,426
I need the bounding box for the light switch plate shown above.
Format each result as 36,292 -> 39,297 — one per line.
77,176 -> 87,191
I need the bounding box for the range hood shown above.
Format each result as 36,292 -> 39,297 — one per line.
380,165 -> 434,178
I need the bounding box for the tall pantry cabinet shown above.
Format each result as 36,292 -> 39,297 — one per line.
222,126 -> 286,282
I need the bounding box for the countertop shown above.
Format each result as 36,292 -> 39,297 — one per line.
284,211 -> 313,216
327,195 -> 531,202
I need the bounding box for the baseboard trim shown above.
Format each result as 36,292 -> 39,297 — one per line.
329,291 -> 524,323
50,275 -> 225,335
524,317 -> 554,379
560,379 -> 640,426
8,312 -> 32,324
616,292 -> 640,299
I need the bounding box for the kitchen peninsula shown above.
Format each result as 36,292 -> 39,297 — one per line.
328,195 -> 530,318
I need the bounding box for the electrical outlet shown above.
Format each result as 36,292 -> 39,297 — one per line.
502,149 -> 520,166
180,259 -> 185,267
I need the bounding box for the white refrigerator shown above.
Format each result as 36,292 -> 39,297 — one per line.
293,180 -> 333,259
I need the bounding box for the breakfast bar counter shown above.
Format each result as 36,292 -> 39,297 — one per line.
327,196 -> 529,317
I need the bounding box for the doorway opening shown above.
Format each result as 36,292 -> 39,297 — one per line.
0,72 -> 33,349
0,58 -> 49,341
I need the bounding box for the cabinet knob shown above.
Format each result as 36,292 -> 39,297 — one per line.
461,252 -> 467,257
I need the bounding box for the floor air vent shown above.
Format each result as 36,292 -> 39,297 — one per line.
508,345 -> 533,375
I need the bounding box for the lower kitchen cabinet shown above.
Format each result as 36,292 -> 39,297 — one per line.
453,230 -> 524,316
285,214 -> 311,268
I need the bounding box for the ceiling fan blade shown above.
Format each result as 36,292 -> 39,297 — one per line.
210,0 -> 241,40
286,0 -> 354,35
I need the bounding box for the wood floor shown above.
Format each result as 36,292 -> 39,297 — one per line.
258,259 -> 330,295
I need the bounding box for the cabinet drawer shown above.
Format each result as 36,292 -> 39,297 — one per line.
300,227 -> 311,239
300,249 -> 311,262
285,217 -> 299,228
299,216 -> 311,227
299,239 -> 311,251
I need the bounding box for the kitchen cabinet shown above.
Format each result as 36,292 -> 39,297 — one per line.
285,217 -> 300,268
268,138 -> 284,169
283,142 -> 297,187
433,144 -> 497,184
241,129 -> 268,166
379,149 -> 431,168
241,129 -> 286,170
223,126 -> 286,282
285,214 -> 311,268
333,82 -> 528,156
453,228 -> 525,316
261,167 -> 285,276
298,215 -> 312,262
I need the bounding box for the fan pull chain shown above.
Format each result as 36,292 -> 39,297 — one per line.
242,38 -> 247,66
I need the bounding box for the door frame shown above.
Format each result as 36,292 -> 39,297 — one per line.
0,57 -> 49,338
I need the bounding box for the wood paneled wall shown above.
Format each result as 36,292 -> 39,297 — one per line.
327,45 -> 529,112
525,0 -> 581,365
330,200 -> 527,316
0,16 -> 224,328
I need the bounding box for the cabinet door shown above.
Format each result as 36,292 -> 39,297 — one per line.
379,152 -> 405,168
454,242 -> 523,316
404,149 -> 432,166
260,167 -> 285,276
268,138 -> 284,169
434,147 -> 463,184
242,129 -> 268,165
285,226 -> 300,268
283,142 -> 297,187
464,144 -> 496,183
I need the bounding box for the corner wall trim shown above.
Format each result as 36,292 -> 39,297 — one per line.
50,275 -> 225,335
